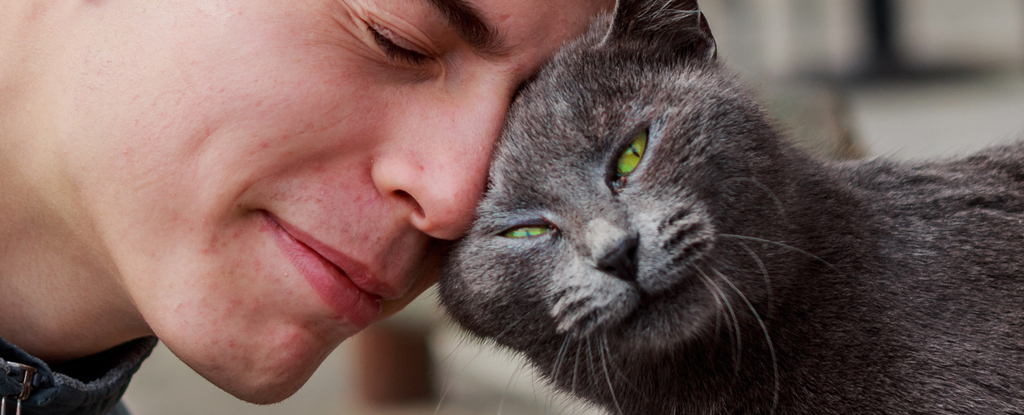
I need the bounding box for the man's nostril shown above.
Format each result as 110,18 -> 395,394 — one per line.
394,190 -> 425,218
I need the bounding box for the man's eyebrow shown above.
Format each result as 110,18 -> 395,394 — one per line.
422,0 -> 509,57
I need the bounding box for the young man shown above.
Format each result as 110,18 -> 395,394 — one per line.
0,0 -> 612,412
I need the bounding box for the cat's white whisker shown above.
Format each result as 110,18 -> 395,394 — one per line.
694,262 -> 726,339
432,335 -> 469,415
719,233 -> 839,272
435,344 -> 485,415
641,1 -> 699,32
585,336 -> 597,391
548,335 -> 573,415
496,360 -> 526,415
713,267 -> 780,415
529,364 -> 541,411
436,335 -> 468,371
697,266 -> 743,373
736,240 -> 774,306
571,340 -> 583,401
603,335 -> 640,394
717,176 -> 788,223
598,334 -> 626,415
489,314 -> 526,343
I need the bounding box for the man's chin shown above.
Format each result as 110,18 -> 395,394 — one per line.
166,327 -> 341,405
192,354 -> 324,405
221,377 -> 309,405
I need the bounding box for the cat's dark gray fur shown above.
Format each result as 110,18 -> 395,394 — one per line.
437,1 -> 1024,413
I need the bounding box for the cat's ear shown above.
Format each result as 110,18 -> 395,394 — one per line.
602,0 -> 717,61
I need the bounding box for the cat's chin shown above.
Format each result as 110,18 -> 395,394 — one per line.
627,293 -> 722,354
562,269 -> 724,355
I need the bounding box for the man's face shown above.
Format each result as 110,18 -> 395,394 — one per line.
56,0 -> 610,404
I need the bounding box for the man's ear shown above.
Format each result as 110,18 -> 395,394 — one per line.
601,0 -> 717,61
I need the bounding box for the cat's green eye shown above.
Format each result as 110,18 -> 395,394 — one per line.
502,226 -> 550,238
616,129 -> 648,178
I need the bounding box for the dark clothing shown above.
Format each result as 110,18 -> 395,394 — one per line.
1,335 -> 156,415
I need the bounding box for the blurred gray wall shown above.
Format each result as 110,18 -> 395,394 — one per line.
701,0 -> 1024,79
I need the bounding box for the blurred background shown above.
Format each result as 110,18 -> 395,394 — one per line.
122,1 -> 1024,414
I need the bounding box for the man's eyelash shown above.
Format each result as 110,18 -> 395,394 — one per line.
369,26 -> 429,66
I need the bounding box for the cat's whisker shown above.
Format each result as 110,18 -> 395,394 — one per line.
492,313 -> 531,343
585,336 -> 597,392
497,360 -> 526,415
713,267 -> 780,415
434,344 -> 485,415
637,0 -> 702,36
571,339 -> 582,401
443,314 -> 532,414
720,233 -> 839,273
553,296 -> 601,335
736,240 -> 774,305
551,335 -> 571,384
697,266 -> 742,373
432,334 -> 469,414
529,365 -> 541,412
436,335 -> 468,372
548,335 -> 573,415
693,262 -> 726,340
598,334 -> 626,415
603,335 -> 641,394
718,176 -> 788,223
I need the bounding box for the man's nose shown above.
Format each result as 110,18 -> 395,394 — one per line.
370,83 -> 509,240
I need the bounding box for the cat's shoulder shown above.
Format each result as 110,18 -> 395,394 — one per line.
820,139 -> 1024,224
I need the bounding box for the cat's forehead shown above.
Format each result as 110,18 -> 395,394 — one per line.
481,12 -> 742,211
491,38 -> 717,174
508,25 -> 723,132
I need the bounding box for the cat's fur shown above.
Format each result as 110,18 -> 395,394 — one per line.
437,1 -> 1024,413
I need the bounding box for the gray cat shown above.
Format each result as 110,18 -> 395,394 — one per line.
437,0 -> 1024,414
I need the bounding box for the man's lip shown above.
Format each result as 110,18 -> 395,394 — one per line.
264,212 -> 402,301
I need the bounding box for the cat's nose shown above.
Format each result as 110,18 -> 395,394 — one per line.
596,233 -> 640,282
